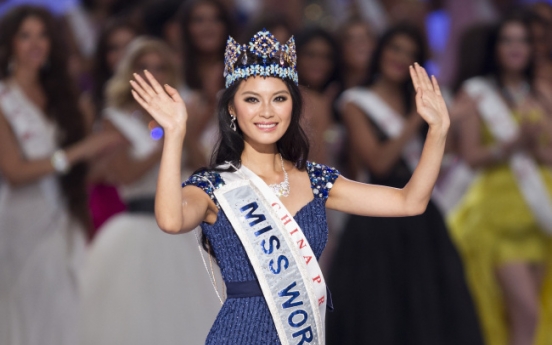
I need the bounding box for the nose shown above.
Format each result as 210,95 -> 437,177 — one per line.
259,101 -> 274,119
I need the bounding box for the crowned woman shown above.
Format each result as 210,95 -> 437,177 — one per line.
128,29 -> 450,344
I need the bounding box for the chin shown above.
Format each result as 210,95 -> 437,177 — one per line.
244,132 -> 285,147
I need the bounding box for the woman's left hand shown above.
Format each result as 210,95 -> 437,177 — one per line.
410,63 -> 450,132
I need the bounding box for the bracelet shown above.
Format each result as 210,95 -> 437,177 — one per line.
50,149 -> 70,174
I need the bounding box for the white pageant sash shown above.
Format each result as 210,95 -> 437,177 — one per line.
214,166 -> 326,345
338,88 -> 470,213
338,88 -> 423,173
464,77 -> 552,234
103,107 -> 160,159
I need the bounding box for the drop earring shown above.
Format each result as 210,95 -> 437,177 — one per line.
230,114 -> 237,131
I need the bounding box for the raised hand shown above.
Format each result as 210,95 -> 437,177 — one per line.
130,70 -> 188,134
409,63 -> 450,132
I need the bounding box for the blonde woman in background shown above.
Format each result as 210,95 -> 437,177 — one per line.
80,37 -> 221,345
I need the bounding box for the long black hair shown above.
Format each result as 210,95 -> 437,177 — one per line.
295,27 -> 342,92
200,55 -> 309,255
0,6 -> 90,232
178,0 -> 233,90
477,14 -> 535,91
365,24 -> 428,113
91,18 -> 139,114
210,77 -> 309,171
452,23 -> 494,92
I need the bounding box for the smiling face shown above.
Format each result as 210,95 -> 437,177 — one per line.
230,77 -> 293,149
12,15 -> 50,71
496,21 -> 532,73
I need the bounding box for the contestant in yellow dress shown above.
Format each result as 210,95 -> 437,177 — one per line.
450,118 -> 552,345
449,15 -> 552,345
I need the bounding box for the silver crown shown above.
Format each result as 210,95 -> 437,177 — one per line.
223,29 -> 298,88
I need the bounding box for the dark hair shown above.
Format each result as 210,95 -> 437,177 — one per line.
199,75 -> 308,255
480,14 -> 535,89
241,15 -> 292,42
295,27 -> 342,92
82,0 -> 145,17
210,78 -> 309,171
365,24 -> 428,112
178,0 -> 233,90
0,6 -> 91,232
91,18 -> 139,114
452,23 -> 494,92
143,0 -> 181,39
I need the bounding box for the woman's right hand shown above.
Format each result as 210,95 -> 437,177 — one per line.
130,70 -> 188,135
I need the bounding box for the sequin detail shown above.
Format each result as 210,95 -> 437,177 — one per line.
182,170 -> 225,208
306,161 -> 339,199
182,162 -> 340,344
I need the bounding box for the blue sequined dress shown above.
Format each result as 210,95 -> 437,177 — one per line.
182,162 -> 339,344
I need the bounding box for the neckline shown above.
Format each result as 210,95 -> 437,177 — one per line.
206,198 -> 319,227
7,80 -> 47,115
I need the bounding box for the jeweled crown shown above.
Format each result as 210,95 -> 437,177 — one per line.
223,29 -> 298,88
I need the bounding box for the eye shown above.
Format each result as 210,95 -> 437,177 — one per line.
274,96 -> 288,102
245,97 -> 258,103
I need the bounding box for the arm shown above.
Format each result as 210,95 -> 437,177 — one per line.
0,108 -> 121,187
93,119 -> 163,185
130,71 -> 217,233
326,63 -> 449,217
456,89 -> 525,169
341,102 -> 423,177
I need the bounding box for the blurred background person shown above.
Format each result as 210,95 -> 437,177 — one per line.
327,24 -> 483,345
142,0 -> 182,60
430,24 -> 494,216
80,37 -> 221,345
528,4 -> 552,88
85,18 -> 139,233
295,26 -> 347,271
449,13 -> 552,345
178,0 -> 233,170
88,18 -> 139,117
296,27 -> 343,167
241,14 -> 293,46
0,6 -> 120,345
336,17 -> 376,183
338,17 -> 375,90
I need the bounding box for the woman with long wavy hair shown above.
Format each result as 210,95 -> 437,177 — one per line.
0,6 -> 119,345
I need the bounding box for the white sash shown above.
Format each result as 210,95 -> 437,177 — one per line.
338,88 -> 423,173
338,88 -> 466,212
464,77 -> 552,234
214,165 -> 326,345
103,107 -> 160,159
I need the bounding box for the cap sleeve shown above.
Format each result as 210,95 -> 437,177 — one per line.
306,161 -> 340,199
182,170 -> 225,208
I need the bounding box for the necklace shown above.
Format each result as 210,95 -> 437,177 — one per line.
268,154 -> 290,197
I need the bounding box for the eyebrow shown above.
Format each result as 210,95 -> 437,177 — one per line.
241,90 -> 290,96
